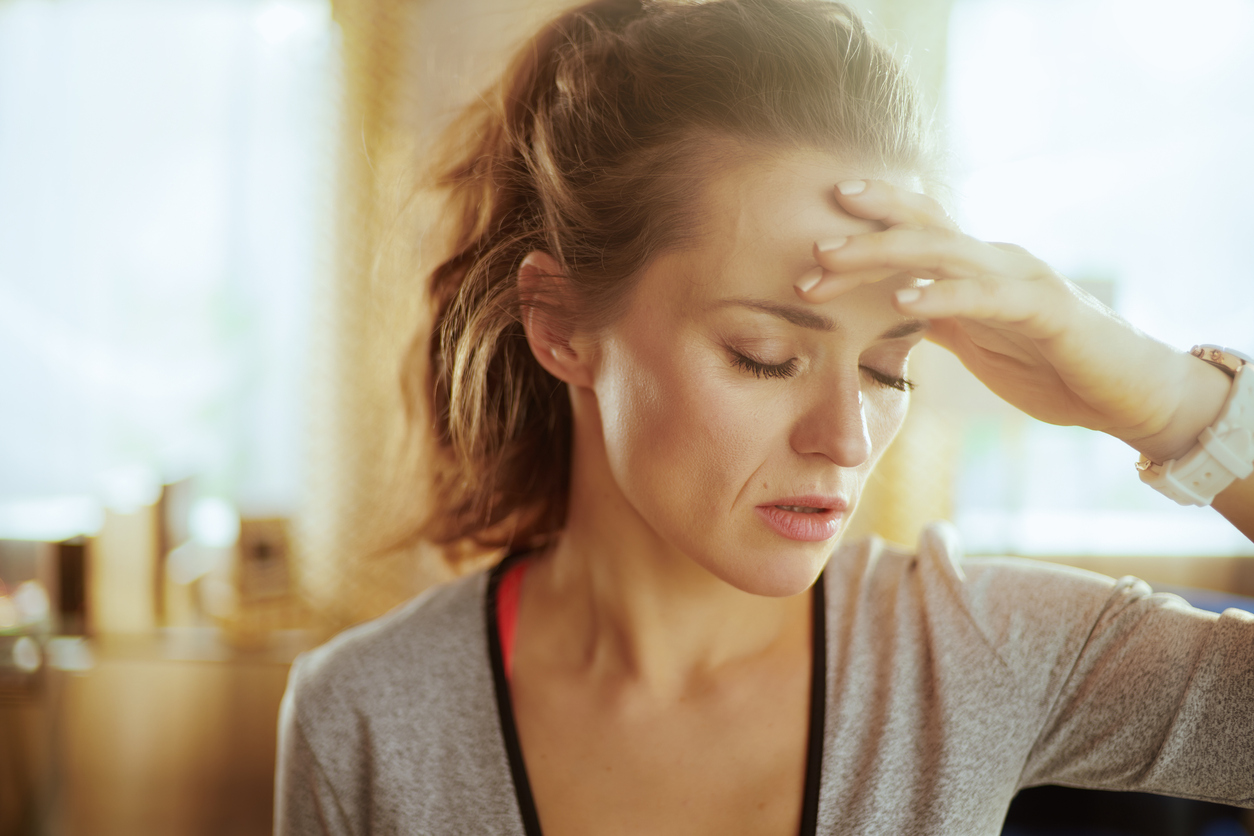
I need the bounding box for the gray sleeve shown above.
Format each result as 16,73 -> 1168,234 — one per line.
1019,577 -> 1254,807
273,656 -> 359,836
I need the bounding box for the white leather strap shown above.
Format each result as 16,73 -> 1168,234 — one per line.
1141,362 -> 1254,506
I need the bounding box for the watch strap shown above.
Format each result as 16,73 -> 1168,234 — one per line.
1140,359 -> 1254,506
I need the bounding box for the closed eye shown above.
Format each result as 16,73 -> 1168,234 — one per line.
730,351 -> 798,379
729,348 -> 915,390
862,366 -> 915,392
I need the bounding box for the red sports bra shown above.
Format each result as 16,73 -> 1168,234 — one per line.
496,558 -> 529,681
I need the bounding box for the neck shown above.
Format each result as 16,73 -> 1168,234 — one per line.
525,388 -> 812,699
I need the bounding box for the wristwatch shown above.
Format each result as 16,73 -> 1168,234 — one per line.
1137,345 -> 1254,506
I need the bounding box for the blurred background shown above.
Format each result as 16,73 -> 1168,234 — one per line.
1,0 -> 1252,833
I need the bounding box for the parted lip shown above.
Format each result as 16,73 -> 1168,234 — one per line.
758,494 -> 849,513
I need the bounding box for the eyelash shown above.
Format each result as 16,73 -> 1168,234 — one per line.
730,352 -> 797,380
864,367 -> 917,392
729,351 -> 916,392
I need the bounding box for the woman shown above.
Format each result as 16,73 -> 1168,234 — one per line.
275,1 -> 1254,833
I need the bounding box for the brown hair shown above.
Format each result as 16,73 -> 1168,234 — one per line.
403,0 -> 931,566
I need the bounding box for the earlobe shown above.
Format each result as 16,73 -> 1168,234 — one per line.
518,251 -> 594,387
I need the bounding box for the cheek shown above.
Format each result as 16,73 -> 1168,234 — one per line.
864,389 -> 910,466
597,335 -> 769,513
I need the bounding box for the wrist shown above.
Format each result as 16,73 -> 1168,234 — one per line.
1129,351 -> 1232,463
1136,346 -> 1254,507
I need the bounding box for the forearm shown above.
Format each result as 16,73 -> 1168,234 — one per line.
1211,469 -> 1254,541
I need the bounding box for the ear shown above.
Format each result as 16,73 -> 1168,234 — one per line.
518,251 -> 595,388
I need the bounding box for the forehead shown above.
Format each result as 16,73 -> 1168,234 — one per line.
701,149 -> 920,254
704,152 -> 873,252
644,149 -> 920,310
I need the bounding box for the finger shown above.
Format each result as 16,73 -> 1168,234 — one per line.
794,263 -> 903,302
893,276 -> 1064,340
832,179 -> 959,232
924,316 -> 1042,369
919,317 -> 1000,370
921,317 -> 966,355
814,225 -> 1034,283
799,226 -> 1026,303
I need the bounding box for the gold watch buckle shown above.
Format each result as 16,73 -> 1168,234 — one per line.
1191,344 -> 1251,378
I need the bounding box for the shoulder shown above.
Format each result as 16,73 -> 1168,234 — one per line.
830,520 -> 1120,595
284,570 -> 493,745
825,522 -> 1135,670
276,570 -> 528,832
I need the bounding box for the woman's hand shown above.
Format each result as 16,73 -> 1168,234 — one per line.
795,179 -> 1232,465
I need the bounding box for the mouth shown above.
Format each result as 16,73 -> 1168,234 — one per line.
755,496 -> 849,542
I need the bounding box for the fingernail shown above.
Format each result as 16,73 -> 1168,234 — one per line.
795,266 -> 824,293
895,288 -> 921,305
815,237 -> 848,253
836,180 -> 867,196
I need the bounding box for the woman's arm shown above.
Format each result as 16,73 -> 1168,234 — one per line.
275,675 -> 351,836
1214,470 -> 1254,540
797,179 -> 1254,539
1017,570 -> 1254,805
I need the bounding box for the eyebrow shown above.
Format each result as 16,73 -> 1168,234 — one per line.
717,298 -> 929,340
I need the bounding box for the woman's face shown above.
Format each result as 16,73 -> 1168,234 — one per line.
578,150 -> 928,597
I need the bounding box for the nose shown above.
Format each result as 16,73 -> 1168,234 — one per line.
789,373 -> 872,467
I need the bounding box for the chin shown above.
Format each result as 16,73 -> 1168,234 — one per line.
699,540 -> 835,598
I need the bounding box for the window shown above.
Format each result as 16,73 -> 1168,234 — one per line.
944,0 -> 1254,555
0,0 -> 337,539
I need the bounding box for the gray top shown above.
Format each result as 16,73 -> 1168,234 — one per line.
274,523 -> 1254,835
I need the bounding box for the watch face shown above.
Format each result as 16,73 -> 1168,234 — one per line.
1192,345 -> 1251,376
